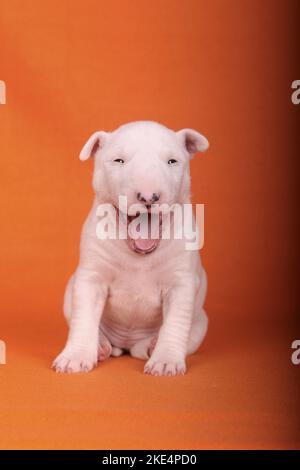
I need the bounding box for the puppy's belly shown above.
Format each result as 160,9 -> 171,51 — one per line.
101,282 -> 162,349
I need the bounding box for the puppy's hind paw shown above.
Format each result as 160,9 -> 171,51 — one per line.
130,336 -> 157,360
98,339 -> 112,362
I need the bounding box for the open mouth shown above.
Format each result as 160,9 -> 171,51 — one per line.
117,206 -> 162,255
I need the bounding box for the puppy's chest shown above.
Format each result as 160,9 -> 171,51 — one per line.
105,273 -> 162,328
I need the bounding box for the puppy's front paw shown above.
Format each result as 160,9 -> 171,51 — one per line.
52,347 -> 97,373
144,355 -> 186,377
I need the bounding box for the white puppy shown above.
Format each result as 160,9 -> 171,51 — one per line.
53,121 -> 209,376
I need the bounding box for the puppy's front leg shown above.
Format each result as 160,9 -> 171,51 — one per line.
144,281 -> 195,376
53,270 -> 107,373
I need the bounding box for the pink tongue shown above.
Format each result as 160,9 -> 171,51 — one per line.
134,238 -> 156,251
129,212 -> 160,252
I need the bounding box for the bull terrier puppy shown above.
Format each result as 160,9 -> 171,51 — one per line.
53,121 -> 209,376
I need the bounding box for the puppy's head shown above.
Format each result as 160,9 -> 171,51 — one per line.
80,121 -> 209,210
80,121 -> 208,254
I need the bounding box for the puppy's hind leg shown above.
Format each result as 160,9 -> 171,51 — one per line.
130,336 -> 157,360
187,308 -> 208,355
187,269 -> 208,355
98,331 -> 113,362
63,274 -> 74,325
111,347 -> 124,357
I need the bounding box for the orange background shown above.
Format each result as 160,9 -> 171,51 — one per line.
0,0 -> 299,449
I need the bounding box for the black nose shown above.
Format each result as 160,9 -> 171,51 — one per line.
137,192 -> 160,204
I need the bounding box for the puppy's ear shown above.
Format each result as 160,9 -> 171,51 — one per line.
79,131 -> 109,161
177,129 -> 209,158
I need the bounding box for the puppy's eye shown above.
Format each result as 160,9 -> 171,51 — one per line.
114,158 -> 125,164
168,158 -> 178,165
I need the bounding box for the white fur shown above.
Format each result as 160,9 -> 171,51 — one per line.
53,121 -> 209,376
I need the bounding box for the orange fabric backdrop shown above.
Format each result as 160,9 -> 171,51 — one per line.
0,0 -> 299,449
